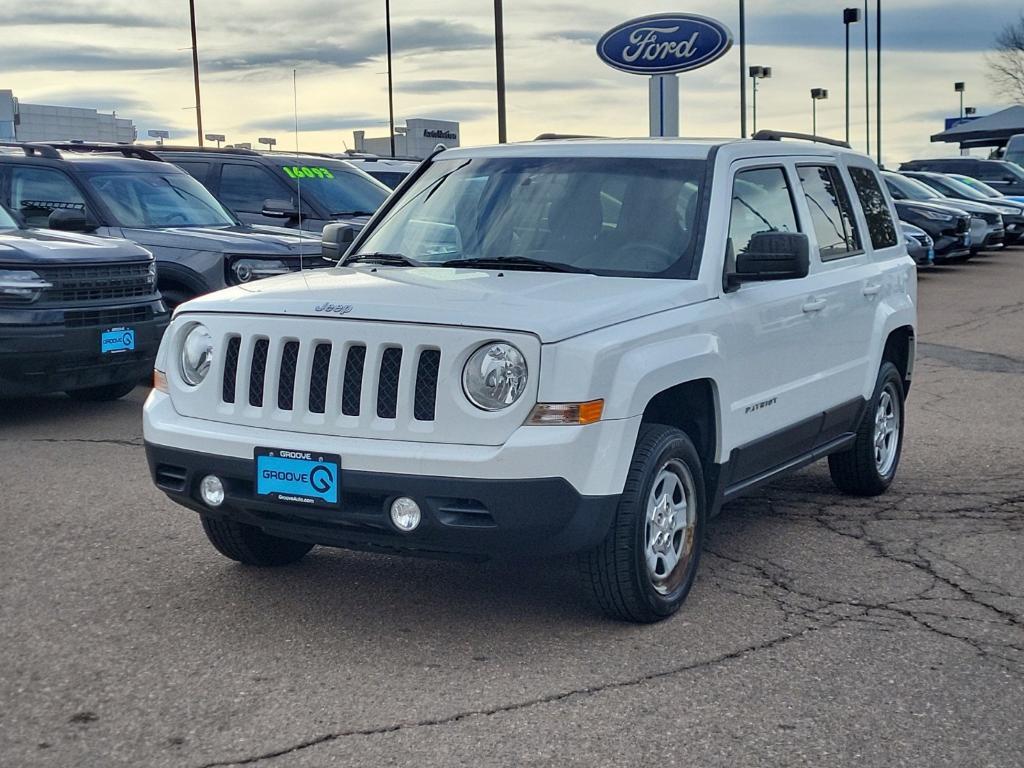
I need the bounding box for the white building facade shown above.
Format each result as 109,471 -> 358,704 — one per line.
354,118 -> 460,159
0,90 -> 137,143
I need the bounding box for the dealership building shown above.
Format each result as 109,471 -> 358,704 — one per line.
353,118 -> 460,159
0,89 -> 137,144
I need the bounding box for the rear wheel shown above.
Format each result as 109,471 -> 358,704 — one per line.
201,516 -> 313,566
828,361 -> 905,496
66,380 -> 138,402
579,424 -> 706,623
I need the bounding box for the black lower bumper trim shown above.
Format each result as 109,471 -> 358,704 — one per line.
146,443 -> 619,558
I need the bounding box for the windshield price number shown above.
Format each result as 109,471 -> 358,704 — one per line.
282,166 -> 335,180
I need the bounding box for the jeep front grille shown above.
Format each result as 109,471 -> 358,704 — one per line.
222,337 -> 441,422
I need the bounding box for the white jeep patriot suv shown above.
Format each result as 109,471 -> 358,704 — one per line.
144,133 -> 916,623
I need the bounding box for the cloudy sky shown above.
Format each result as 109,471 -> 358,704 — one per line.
3,1 -> 1020,164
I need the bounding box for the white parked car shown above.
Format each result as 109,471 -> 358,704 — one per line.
145,133 -> 917,622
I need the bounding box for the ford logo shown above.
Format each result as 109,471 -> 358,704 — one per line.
596,14 -> 733,75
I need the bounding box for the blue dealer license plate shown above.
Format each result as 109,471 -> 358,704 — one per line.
255,448 -> 340,507
101,327 -> 135,354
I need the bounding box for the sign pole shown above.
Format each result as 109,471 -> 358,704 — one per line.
649,75 -> 679,137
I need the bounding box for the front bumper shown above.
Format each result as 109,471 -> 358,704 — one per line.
146,442 -> 619,558
0,300 -> 169,396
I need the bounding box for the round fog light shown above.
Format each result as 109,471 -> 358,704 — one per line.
390,497 -> 421,532
200,475 -> 225,507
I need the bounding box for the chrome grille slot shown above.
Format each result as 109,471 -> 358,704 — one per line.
414,349 -> 441,422
277,341 -> 300,411
342,345 -> 366,416
376,348 -> 402,419
308,343 -> 332,414
248,338 -> 270,407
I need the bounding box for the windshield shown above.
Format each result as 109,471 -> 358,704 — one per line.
85,171 -> 236,228
954,175 -> 1001,198
921,174 -> 990,202
272,161 -> 389,215
0,205 -> 18,229
351,156 -> 706,277
885,173 -> 942,202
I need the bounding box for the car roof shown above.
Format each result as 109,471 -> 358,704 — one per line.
0,149 -> 178,173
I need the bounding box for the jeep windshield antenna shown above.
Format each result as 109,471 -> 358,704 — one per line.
293,68 -> 305,267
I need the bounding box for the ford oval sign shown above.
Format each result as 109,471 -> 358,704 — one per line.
597,14 -> 734,75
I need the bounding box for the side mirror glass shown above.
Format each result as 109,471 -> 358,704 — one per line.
47,208 -> 91,232
261,198 -> 300,219
726,232 -> 810,290
322,222 -> 356,261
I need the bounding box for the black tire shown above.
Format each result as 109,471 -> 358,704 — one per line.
66,380 -> 138,402
828,361 -> 906,496
579,424 -> 706,623
200,516 -> 313,566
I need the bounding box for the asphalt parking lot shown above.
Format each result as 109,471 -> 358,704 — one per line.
2,251 -> 1023,768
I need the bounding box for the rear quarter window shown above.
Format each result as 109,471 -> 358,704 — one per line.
848,166 -> 899,249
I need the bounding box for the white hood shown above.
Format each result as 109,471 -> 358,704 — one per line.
176,266 -> 714,342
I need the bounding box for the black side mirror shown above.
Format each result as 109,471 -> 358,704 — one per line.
261,198 -> 300,219
322,222 -> 357,261
726,232 -> 810,290
48,208 -> 91,232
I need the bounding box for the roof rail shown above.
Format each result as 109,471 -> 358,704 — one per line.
149,144 -> 261,156
0,141 -> 63,159
40,142 -> 166,162
751,130 -> 851,149
534,133 -> 606,141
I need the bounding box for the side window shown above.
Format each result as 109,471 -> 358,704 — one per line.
9,166 -> 87,227
172,161 -> 211,185
728,167 -> 799,257
849,166 -> 899,249
218,163 -> 293,213
797,165 -> 861,261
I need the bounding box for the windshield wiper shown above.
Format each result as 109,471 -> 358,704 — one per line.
345,252 -> 423,267
440,256 -> 583,273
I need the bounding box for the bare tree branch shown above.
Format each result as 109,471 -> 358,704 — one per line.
987,13 -> 1024,104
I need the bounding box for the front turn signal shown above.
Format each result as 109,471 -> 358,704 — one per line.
153,369 -> 169,393
526,399 -> 604,426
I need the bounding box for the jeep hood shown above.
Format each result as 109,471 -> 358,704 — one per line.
0,227 -> 151,265
177,266 -> 714,342
120,224 -> 321,256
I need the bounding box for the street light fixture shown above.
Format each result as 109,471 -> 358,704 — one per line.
964,106 -> 977,116
954,81 -> 966,120
843,8 -> 861,145
811,88 -> 829,138
204,133 -> 225,148
258,137 -> 277,151
748,66 -> 771,136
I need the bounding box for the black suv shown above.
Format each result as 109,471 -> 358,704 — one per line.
0,143 -> 326,307
900,158 -> 1024,196
901,170 -> 1024,245
0,203 -> 167,399
154,147 -> 390,232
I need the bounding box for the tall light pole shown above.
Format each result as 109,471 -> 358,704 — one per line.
811,88 -> 829,138
739,0 -> 747,138
749,66 -> 771,135
385,0 -> 396,157
188,0 -> 204,147
876,0 -> 881,165
863,0 -> 870,155
494,0 -> 507,143
954,81 -> 965,120
843,8 -> 861,146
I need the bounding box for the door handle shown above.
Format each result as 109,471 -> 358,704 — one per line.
802,297 -> 827,313
862,283 -> 882,296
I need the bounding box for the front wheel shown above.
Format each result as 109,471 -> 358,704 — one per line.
201,516 -> 313,566
828,361 -> 906,496
579,425 -> 706,623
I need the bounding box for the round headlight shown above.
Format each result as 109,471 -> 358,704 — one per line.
180,324 -> 214,386
462,342 -> 528,411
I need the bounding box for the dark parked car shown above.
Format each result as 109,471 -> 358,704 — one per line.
901,170 -> 1024,244
883,172 -> 1003,252
893,200 -> 971,262
900,157 -> 1024,196
341,157 -> 420,189
0,142 -> 326,307
0,203 -> 167,399
901,222 -> 934,266
155,147 -> 390,232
